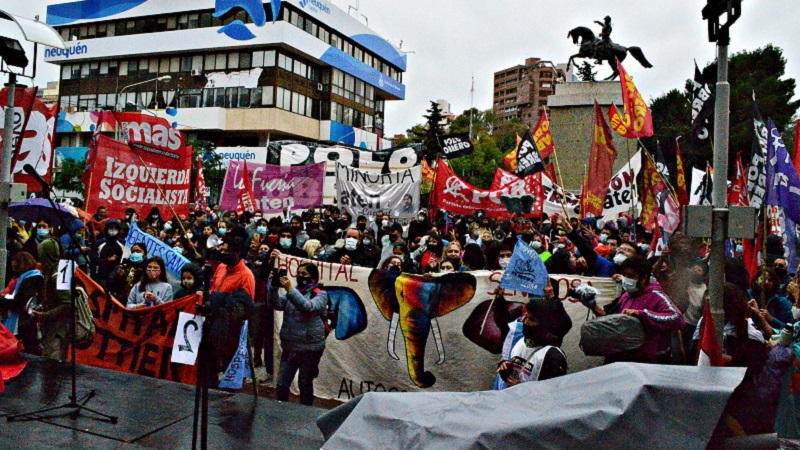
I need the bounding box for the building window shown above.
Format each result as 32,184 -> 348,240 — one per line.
228,52 -> 239,70
278,53 -> 292,71
179,89 -> 201,108
215,53 -> 227,70
276,87 -> 291,111
261,85 -> 274,106
192,55 -> 203,72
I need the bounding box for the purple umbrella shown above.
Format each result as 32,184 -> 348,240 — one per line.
9,198 -> 77,227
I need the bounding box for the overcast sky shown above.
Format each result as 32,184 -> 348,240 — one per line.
3,0 -> 798,137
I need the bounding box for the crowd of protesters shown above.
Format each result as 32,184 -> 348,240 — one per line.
1,202 -> 799,437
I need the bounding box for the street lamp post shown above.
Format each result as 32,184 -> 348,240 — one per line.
114,75 -> 171,139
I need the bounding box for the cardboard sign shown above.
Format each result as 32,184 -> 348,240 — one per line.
171,312 -> 205,366
56,260 -> 75,291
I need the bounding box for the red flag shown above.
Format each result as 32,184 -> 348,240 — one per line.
793,119 -> 800,177
0,86 -> 38,167
581,102 -> 618,218
727,153 -> 750,207
195,157 -> 208,211
640,153 -> 680,233
503,134 -> 522,172
13,99 -> 59,193
696,303 -> 724,367
531,111 -> 556,159
742,223 -> 763,281
237,161 -> 257,214
675,141 -> 690,206
608,61 -> 654,138
545,162 -> 557,185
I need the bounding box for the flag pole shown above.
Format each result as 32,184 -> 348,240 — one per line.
640,142 -> 680,204
135,153 -> 202,260
542,107 -> 573,218
624,138 -> 636,220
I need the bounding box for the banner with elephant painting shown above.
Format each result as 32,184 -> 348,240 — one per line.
273,254 -> 620,401
218,161 -> 325,214
336,163 -> 421,225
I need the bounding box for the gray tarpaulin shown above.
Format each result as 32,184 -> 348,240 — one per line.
317,363 -> 746,449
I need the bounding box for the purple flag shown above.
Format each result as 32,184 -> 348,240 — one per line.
219,161 -> 325,213
765,119 -> 800,269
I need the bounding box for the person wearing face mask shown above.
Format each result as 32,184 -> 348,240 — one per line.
412,232 -> 445,273
60,219 -> 89,273
750,268 -> 793,331
127,257 -> 173,309
771,258 -> 791,296
267,262 -> 328,405
554,215 -> 615,278
173,263 -> 204,299
23,219 -> 53,256
408,209 -> 431,246
147,207 -> 165,230
530,234 -> 551,263
106,243 -> 148,302
326,228 -> 376,268
381,256 -> 404,272
276,227 -> 306,258
583,256 -> 686,364
290,216 -> 308,250
31,237 -> 72,360
94,220 -> 125,283
495,295 -> 569,389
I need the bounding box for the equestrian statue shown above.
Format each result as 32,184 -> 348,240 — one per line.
567,16 -> 653,80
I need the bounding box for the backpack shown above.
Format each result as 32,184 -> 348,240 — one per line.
72,286 -> 96,350
313,288 -> 337,338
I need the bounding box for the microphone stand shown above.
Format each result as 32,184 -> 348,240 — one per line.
7,176 -> 117,424
192,264 -> 214,450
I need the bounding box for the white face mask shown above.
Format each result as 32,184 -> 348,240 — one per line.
108,230 -> 119,237
792,306 -> 800,321
499,257 -> 511,270
613,254 -> 627,266
441,268 -> 454,274
382,220 -> 389,227
345,237 -> 358,251
621,277 -> 639,294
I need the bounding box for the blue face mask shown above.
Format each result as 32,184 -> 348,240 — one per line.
218,228 -> 227,235
129,253 -> 144,263
257,226 -> 267,235
173,247 -> 184,255
735,244 -> 743,253
37,228 -> 50,238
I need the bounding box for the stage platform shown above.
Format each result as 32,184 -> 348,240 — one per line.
0,357 -> 326,449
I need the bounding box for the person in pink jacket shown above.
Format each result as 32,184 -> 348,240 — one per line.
585,255 -> 686,363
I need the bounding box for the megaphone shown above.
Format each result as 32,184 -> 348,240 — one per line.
207,234 -> 221,249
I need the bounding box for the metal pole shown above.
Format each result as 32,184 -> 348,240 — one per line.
0,73 -> 16,289
708,29 -> 730,346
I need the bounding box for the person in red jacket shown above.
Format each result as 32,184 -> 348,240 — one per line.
584,255 -> 685,363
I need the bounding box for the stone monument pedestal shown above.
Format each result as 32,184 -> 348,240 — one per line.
547,81 -> 631,190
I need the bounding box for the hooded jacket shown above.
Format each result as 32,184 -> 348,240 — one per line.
61,219 -> 88,267
38,238 -> 72,339
615,281 -> 685,363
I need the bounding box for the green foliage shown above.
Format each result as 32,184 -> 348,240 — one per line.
421,101 -> 446,163
52,158 -> 86,193
189,140 -> 225,206
448,131 -> 504,189
647,45 -> 798,171
577,62 -> 597,82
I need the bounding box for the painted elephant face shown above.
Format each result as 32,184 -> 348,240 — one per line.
369,270 -> 476,388
462,298 -> 525,354
326,287 -> 367,340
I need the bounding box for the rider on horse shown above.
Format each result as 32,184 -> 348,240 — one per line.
593,16 -> 612,63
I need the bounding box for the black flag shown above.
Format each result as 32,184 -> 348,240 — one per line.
746,102 -> 769,209
515,130 -> 545,177
438,133 -> 474,160
689,62 -> 714,151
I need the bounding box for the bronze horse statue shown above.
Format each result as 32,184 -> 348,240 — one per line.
567,26 -> 652,80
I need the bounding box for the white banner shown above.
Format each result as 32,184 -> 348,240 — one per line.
336,163 -> 421,224
274,254 -> 620,401
601,150 -> 642,218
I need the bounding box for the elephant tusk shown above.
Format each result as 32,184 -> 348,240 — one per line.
386,312 -> 400,360
431,318 -> 445,365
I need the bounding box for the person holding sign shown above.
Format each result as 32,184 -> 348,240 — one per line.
31,238 -> 72,361
126,257 -> 174,310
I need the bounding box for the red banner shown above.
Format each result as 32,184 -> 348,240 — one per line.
236,160 -> 257,214
97,112 -> 188,161
582,102 -> 618,218
84,135 -> 191,220
430,159 -> 538,219
728,153 -> 750,207
12,100 -> 58,193
0,87 -> 38,185
675,141 -> 689,206
74,270 -> 199,384
195,157 -> 207,211
532,111 -> 556,159
608,61 -> 654,138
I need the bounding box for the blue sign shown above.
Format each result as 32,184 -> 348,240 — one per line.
219,321 -> 252,389
124,222 -> 190,282
499,236 -> 548,296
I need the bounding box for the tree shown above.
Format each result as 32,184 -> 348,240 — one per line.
577,62 -> 597,82
52,158 -> 86,193
421,101 -> 446,163
449,130 -> 504,189
189,140 -> 225,206
647,45 -> 798,177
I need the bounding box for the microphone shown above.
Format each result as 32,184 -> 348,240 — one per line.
22,164 -> 51,195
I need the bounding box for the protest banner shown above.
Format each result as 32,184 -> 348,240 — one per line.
274,254 -> 620,401
438,133 -> 474,160
84,135 -> 191,220
267,140 -> 422,203
124,222 -> 190,284
500,237 -> 548,295
582,102 -> 618,218
219,161 -> 325,214
0,87 -> 40,191
336,163 -> 421,224
74,270 -> 199,384
430,159 -> 532,219
12,99 -> 58,193
492,151 -> 640,219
